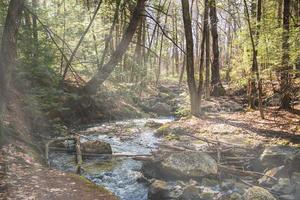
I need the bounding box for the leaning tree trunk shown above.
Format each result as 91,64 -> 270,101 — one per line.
83,0 -> 146,95
280,0 -> 292,109
0,0 -> 25,119
209,0 -> 225,96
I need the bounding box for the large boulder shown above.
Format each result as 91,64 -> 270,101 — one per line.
243,186 -> 276,200
160,152 -> 218,179
150,102 -> 172,116
260,146 -> 299,168
81,140 -> 112,155
142,152 -> 218,180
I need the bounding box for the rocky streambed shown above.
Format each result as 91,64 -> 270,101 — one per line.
49,118 -> 300,200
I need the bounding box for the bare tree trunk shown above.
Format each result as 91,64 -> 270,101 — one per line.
205,22 -> 210,99
280,0 -> 292,109
0,0 -> 25,124
32,0 -> 38,59
244,0 -> 264,118
181,0 -> 201,116
84,0 -> 146,95
209,0 -> 225,96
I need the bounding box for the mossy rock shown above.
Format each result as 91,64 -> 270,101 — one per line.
82,160 -> 118,174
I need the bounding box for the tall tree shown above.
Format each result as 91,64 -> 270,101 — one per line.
280,0 -> 292,109
0,0 -> 25,118
243,0 -> 264,118
83,0 -> 146,94
209,0 -> 225,96
181,0 -> 206,116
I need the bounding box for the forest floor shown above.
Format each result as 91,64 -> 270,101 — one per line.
0,143 -> 117,200
0,83 -> 299,200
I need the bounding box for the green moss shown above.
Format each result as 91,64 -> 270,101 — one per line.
155,124 -> 171,136
165,133 -> 180,141
82,160 -> 118,174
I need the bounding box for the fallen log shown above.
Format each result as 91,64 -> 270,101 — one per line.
218,164 -> 277,181
45,136 -> 75,167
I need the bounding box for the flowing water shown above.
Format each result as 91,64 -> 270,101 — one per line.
49,118 -> 174,200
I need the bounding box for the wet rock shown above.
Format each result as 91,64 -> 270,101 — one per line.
243,186 -> 276,200
161,152 -> 218,179
141,159 -> 162,179
148,180 -> 169,200
151,102 -> 172,116
81,140 -> 112,155
271,178 -> 295,194
260,146 -> 299,168
178,185 -> 201,200
258,166 -> 285,186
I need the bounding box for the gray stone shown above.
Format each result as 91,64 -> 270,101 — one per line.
178,185 -> 201,200
151,102 -> 172,116
271,178 -> 295,194
81,140 -> 112,155
243,186 -> 276,200
260,146 -> 299,168
161,152 -> 218,179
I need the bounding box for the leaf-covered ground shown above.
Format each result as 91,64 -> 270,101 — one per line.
0,143 -> 118,200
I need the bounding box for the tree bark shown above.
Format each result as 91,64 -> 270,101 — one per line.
209,0 -> 225,96
0,0 -> 25,119
280,0 -> 292,109
61,0 -> 102,84
83,0 -> 146,95
181,0 -> 201,116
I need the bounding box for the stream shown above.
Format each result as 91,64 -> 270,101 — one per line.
49,118 -> 174,200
